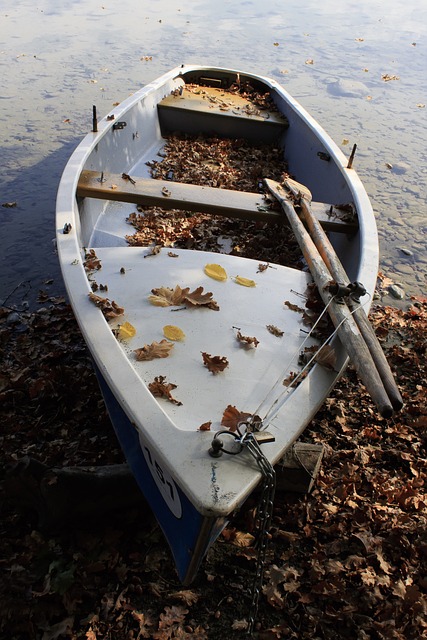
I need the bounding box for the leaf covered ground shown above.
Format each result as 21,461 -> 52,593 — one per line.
0,290 -> 426,640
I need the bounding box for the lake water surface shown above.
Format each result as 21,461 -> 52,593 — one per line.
1,0 -> 426,308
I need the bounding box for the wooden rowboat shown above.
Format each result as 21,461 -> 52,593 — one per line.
56,65 -> 399,585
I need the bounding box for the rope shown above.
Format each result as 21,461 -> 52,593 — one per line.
249,295 -> 336,427
256,293 -> 371,429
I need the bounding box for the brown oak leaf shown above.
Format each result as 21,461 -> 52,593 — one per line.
144,245 -> 162,258
148,285 -> 219,310
149,285 -> 189,307
84,249 -> 102,271
236,330 -> 259,348
283,370 -> 308,387
198,421 -> 212,431
169,589 -> 199,606
266,324 -> 284,337
157,604 -> 188,630
201,352 -> 229,374
184,286 -> 219,310
221,405 -> 252,432
134,340 -> 174,361
88,292 -> 124,320
284,300 -> 304,313
148,376 -> 182,405
283,371 -> 298,387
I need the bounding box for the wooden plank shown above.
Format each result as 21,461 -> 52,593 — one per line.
158,86 -> 289,127
276,442 -> 324,494
77,170 -> 359,233
158,87 -> 288,143
7,447 -> 324,533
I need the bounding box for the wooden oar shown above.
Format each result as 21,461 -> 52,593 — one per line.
284,177 -> 403,412
264,179 -> 394,419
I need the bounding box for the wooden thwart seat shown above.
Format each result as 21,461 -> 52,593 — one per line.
77,170 -> 359,233
158,86 -> 289,143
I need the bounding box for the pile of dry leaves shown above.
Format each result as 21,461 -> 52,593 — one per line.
126,134 -> 302,270
0,288 -> 425,640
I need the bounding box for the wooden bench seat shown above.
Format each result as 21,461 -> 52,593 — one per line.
157,86 -> 289,143
77,170 -> 359,233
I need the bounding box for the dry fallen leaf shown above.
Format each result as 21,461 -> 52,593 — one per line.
157,605 -> 188,629
84,249 -> 102,271
283,370 -> 308,387
149,285 -> 219,310
284,300 -> 304,313
148,376 -> 182,405
204,263 -> 227,281
221,405 -> 252,432
198,421 -> 212,431
118,321 -> 136,339
201,352 -> 229,374
170,589 -> 199,606
134,339 -> 174,361
149,285 -> 188,307
163,325 -> 185,341
234,276 -> 256,287
236,330 -> 259,348
184,286 -> 219,310
88,293 -> 124,320
231,619 -> 249,631
144,245 -> 162,258
266,324 -> 284,337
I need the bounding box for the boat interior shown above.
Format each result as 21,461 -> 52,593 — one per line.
76,68 -> 359,256
69,68 -> 363,432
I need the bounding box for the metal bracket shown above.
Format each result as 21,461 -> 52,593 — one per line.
112,121 -> 127,131
329,280 -> 367,300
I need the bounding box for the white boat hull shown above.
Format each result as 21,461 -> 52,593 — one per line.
56,65 -> 378,582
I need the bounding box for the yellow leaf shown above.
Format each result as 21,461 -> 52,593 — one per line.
163,325 -> 185,341
118,321 -> 136,339
234,276 -> 256,287
204,263 -> 227,281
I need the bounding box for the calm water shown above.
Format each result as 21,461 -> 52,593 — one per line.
1,0 -> 426,308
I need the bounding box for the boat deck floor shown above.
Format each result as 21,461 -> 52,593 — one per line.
90,246 -> 316,432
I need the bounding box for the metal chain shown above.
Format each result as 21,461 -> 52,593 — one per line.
209,425 -> 276,635
244,436 -> 276,636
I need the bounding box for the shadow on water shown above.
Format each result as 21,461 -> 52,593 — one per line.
0,141 -> 81,309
